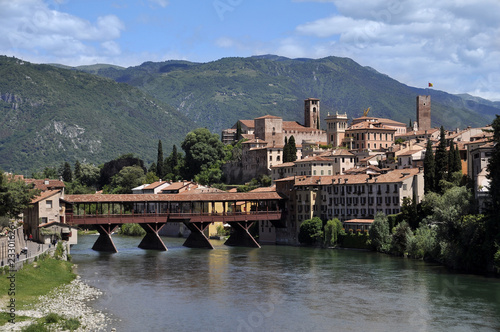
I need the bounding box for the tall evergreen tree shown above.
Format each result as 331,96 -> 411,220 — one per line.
487,115 -> 500,214
447,141 -> 455,181
434,126 -> 448,191
74,160 -> 81,180
288,135 -> 297,162
423,139 -> 435,193
454,143 -> 462,173
283,137 -> 289,162
236,121 -> 242,142
156,140 -> 164,178
61,162 -> 72,182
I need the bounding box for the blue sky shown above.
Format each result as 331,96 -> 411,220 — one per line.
1,0 -> 499,100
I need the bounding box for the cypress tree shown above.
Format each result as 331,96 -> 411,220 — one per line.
74,160 -> 81,180
283,137 -> 289,162
423,139 -> 435,193
236,121 -> 242,142
62,162 -> 72,182
454,143 -> 462,173
157,140 -> 164,178
487,115 -> 500,214
434,126 -> 447,191
288,135 -> 297,162
447,141 -> 455,180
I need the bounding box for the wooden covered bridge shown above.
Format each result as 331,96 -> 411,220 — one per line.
63,192 -> 285,252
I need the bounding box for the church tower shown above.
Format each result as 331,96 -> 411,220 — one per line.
416,95 -> 431,131
325,112 -> 348,147
304,98 -> 320,129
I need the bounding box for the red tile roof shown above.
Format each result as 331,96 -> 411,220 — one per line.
31,190 -> 62,204
64,192 -> 283,203
25,179 -> 65,191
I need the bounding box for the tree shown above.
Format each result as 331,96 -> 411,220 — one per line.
108,165 -> 146,194
74,160 -> 82,180
283,135 -> 297,163
156,140 -> 164,178
324,218 -> 343,247
0,172 -> 40,218
181,128 -> 225,180
423,139 -> 435,193
369,212 -> 391,252
99,154 -> 146,188
435,126 -> 448,192
487,115 -> 500,214
236,121 -> 242,141
61,162 -> 72,182
391,221 -> 413,256
298,217 -> 323,245
78,163 -> 100,188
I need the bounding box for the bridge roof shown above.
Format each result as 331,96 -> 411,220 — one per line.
63,192 -> 283,204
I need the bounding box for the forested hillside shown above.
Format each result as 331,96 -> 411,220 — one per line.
0,56 -> 194,174
81,55 -> 499,133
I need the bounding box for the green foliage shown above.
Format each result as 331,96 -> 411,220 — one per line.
62,317 -> 81,331
407,224 -> 437,259
369,212 -> 391,252
44,313 -> 62,324
21,322 -> 49,332
435,126 -> 448,192
216,224 -> 229,236
181,128 -> 225,180
424,139 -> 435,193
487,115 -> 500,217
0,172 -> 40,218
324,218 -> 342,247
119,223 -> 146,236
394,137 -> 406,145
145,171 -> 159,184
157,140 -> 165,178
107,165 -> 146,194
61,162 -> 72,182
54,241 -> 64,260
298,217 -> 323,245
0,56 -> 193,174
390,221 -> 413,256
283,135 -> 297,163
340,232 -> 370,249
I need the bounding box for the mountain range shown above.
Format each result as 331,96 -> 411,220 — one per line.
1,54 -> 499,175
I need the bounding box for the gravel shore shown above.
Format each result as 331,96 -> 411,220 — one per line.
4,275 -> 113,331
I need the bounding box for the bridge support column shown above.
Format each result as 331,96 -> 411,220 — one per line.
138,223 -> 167,251
92,224 -> 120,253
224,221 -> 261,248
182,222 -> 214,249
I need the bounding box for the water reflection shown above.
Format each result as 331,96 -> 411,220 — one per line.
71,235 -> 500,332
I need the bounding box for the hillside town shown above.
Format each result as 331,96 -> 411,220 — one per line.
2,95 -> 494,254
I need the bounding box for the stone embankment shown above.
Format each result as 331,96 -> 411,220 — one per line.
6,275 -> 113,331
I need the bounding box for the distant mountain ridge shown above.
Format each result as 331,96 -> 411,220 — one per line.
1,54 -> 499,174
75,55 -> 499,134
0,55 -> 194,174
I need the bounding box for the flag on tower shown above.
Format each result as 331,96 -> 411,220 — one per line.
428,82 -> 433,87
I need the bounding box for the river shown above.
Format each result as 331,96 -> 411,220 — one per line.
71,235 -> 500,332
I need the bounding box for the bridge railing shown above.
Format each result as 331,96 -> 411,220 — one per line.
66,210 -> 282,225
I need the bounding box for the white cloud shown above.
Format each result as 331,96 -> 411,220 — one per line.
289,0 -> 500,100
0,0 -> 125,64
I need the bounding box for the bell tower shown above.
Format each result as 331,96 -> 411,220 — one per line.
416,95 -> 431,131
304,98 -> 320,129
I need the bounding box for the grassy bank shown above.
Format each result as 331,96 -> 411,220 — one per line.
0,256 -> 76,326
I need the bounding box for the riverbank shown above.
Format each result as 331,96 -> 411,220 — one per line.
0,257 -> 113,331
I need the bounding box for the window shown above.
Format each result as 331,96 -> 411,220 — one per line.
46,200 -> 52,209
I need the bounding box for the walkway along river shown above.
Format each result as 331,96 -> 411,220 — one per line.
71,234 -> 500,332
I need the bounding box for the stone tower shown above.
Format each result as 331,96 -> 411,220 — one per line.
325,112 -> 348,147
416,95 -> 431,131
304,98 -> 320,129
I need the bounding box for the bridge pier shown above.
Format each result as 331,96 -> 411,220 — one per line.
92,224 -> 120,253
138,223 -> 167,251
224,221 -> 261,248
183,222 -> 214,249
